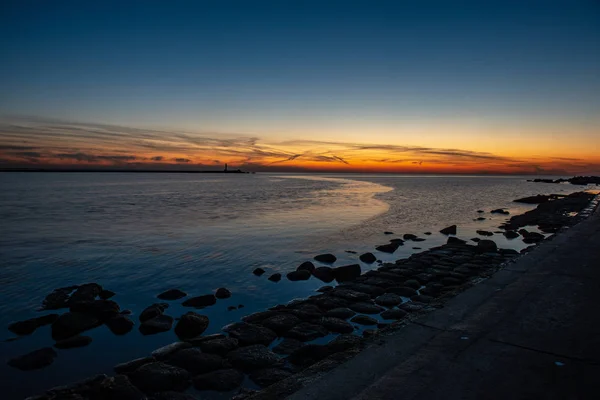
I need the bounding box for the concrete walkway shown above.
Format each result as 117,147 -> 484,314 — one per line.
289,205 -> 600,400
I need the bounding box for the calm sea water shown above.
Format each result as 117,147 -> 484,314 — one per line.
0,173 -> 580,398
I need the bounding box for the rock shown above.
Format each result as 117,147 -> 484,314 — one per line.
384,231 -> 394,235
273,338 -> 304,355
288,344 -> 330,367
224,322 -> 277,346
362,329 -> 377,338
332,264 -> 362,282
114,357 -> 156,374
151,391 -> 199,400
261,314 -> 302,334
284,322 -> 328,341
447,237 -> 466,245
312,266 -> 335,283
385,286 -> 418,297
140,303 -> 169,322
440,225 -> 457,235
374,293 -> 403,307
54,335 -> 92,349
242,310 -> 282,323
320,317 -> 354,333
157,289 -> 187,300
314,253 -> 337,263
128,362 -> 190,393
152,342 -> 192,360
442,277 -> 463,286
199,337 -> 239,355
249,367 -> 293,387
477,239 -> 498,253
185,333 -> 226,346
348,302 -> 384,314
376,242 -> 401,253
121,309 -> 133,315
253,268 -> 266,276
424,232 -> 432,235
297,261 -> 316,273
411,294 -> 434,303
317,286 -> 334,293
182,295 -> 217,308
8,347 -> 57,371
471,237 -> 481,242
331,289 -> 371,302
404,279 -> 421,289
193,369 -> 244,392
287,270 -> 311,281
8,314 -> 58,335
491,208 -> 510,215
69,299 -> 120,321
359,253 -> 377,263
215,288 -> 231,299
476,230 -> 494,236
69,283 -> 103,304
51,312 -> 101,340
341,283 -> 385,297
98,375 -> 146,400
403,234 -> 417,240
166,348 -> 225,374
174,312 -> 209,340
327,334 -> 362,352
325,307 -> 356,319
139,315 -> 173,335
380,308 -> 408,320
504,230 -> 520,239
476,217 -> 486,221
98,289 -> 116,300
268,273 -> 282,282
106,315 -> 134,335
350,315 -> 378,325
41,286 -> 78,310
399,303 -> 425,312
522,231 -> 545,243
227,344 -> 279,370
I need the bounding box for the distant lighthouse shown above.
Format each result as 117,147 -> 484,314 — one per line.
224,163 -> 228,172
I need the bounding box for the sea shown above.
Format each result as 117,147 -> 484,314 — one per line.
0,173 -> 583,398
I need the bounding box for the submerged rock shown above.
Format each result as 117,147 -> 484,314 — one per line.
8,347 -> 57,371
106,314 -> 134,335
182,294 -> 217,308
139,314 -> 173,335
268,273 -> 282,282
440,225 -> 457,235
224,322 -> 277,346
51,312 -> 101,341
215,288 -> 231,299
70,299 -> 120,321
157,289 -> 187,300
8,314 -> 58,335
54,335 -> 92,349
174,312 -> 209,340
140,303 -> 169,322
193,369 -> 244,392
314,253 -> 337,263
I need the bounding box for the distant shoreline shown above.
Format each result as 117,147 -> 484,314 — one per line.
0,168 -> 251,174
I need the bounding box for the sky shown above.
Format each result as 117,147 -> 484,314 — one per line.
0,0 -> 599,174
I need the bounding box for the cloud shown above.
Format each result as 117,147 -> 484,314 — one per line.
174,158 -> 191,163
151,156 -> 164,161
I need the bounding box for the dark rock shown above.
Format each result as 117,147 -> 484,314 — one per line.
362,329 -> 377,338
476,230 -> 494,236
424,232 -> 432,235
227,344 -> 279,370
504,230 -> 520,239
128,362 -> 190,393
312,266 -> 335,283
384,231 -> 394,235
413,238 -> 426,242
185,333 -> 226,346
140,303 -> 169,322
8,314 -> 58,335
440,225 -> 457,235
477,239 -> 498,253
514,194 -> 555,204
333,264 -> 362,282
287,270 -> 311,281
51,312 -> 101,340
386,286 -> 418,297
224,322 -> 277,346
403,279 -> 421,289
99,290 -> 116,300
522,231 -> 545,243
314,253 -> 337,263
317,285 -> 334,292
359,252 -> 377,263
8,347 -> 57,371
380,308 -> 408,320
121,309 -> 133,315
442,277 -> 463,286
166,348 -> 225,374
114,357 -> 156,374
374,293 -> 403,307
491,208 -> 510,215
399,303 -> 426,312
320,317 -> 354,333
152,342 -> 192,360
199,337 -> 239,355
341,283 -> 386,297
325,307 -> 356,319
376,242 -> 401,253
98,375 -> 146,400
284,322 -> 328,341
242,310 -> 282,324
69,283 -> 103,304
477,210 -> 485,213
54,335 -> 92,349
288,344 -> 330,367
447,237 -> 466,245
151,391 -> 199,400
106,315 -> 135,335
273,338 -> 304,355
182,294 -> 217,308
174,312 -> 209,340
193,369 -> 244,392
476,217 -> 486,221
297,261 -> 316,273
348,302 -> 384,314
253,268 -> 266,276
403,234 -> 417,240
260,314 -> 302,334
157,289 -> 187,300
331,289 -> 371,302
327,334 -> 362,352
70,299 -> 120,321
268,273 -> 282,282
139,315 -> 173,335
411,294 -> 434,303
350,315 -> 378,325
41,286 -> 78,310
249,367 -> 292,387
215,288 -> 231,299
471,237 -> 481,242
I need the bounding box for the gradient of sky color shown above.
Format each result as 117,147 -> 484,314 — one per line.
1,0 -> 599,173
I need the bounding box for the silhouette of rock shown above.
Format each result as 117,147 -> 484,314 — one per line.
333,264 -> 362,282
440,225 -> 457,235
253,268 -> 266,276
314,253 -> 337,263
51,312 -> 101,340
227,344 -> 279,371
8,314 -> 58,335
297,261 -> 316,273
268,273 -> 281,282
106,315 -> 134,335
313,266 -> 335,283
157,289 -> 187,300
128,362 -> 190,393
182,295 -> 216,308
174,312 -> 209,340
193,369 -> 244,392
359,252 -> 377,263
287,270 -> 311,281
215,288 -> 231,299
8,347 -> 58,371
54,335 -> 92,349
139,303 -> 169,322
139,315 -> 173,335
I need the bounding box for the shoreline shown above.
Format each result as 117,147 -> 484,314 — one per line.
9,191 -> 598,400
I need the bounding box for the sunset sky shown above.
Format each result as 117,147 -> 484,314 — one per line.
1,1 -> 599,174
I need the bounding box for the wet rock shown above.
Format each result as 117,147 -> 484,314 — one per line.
106,315 -> 134,335
376,242 -> 401,253
114,357 -> 156,374
152,342 -> 192,360
199,337 -> 239,355
215,288 -> 231,299
193,369 -> 244,392
403,234 -> 417,240
182,294 -> 217,308
69,283 -> 103,304
140,303 -> 169,322
157,289 -> 187,301
399,303 -> 426,312
54,335 -> 92,349
310,294 -> 351,310
411,294 -> 434,303
325,307 -> 356,319
253,268 -> 266,276
242,310 -> 282,324
333,264 -> 362,282
139,315 -> 173,335
476,230 -> 494,236
224,322 -> 277,346
284,322 -> 328,341
504,230 -> 520,239
96,375 -> 146,400
491,208 -> 510,215
260,314 -> 302,334
249,367 -> 293,387
288,344 -> 330,367
440,225 -> 457,235
151,392 -> 199,400
442,277 -> 463,286
268,273 -> 282,282
70,299 -> 120,321
380,308 -> 408,320
287,270 -> 311,281
374,293 -> 403,307
41,286 -> 78,310
8,347 -> 57,371
273,338 -> 304,355
477,240 -> 498,253
312,266 -> 335,283
522,231 -> 545,243
413,238 -> 426,242
363,329 -> 377,338
447,237 -> 466,245
385,286 -> 418,297
51,312 -> 101,340
350,315 -> 378,325
314,253 -> 337,263
320,317 -> 354,333
327,334 -> 362,352
340,283 -> 385,297
8,314 -> 58,335
359,253 -> 377,263
476,217 -> 486,221
424,232 -> 432,235
403,279 -> 421,289
331,289 -> 371,302
317,285 -> 334,292
227,344 -> 279,370
384,231 -> 394,235
166,348 -> 225,374
471,237 -> 481,242
128,362 -> 190,393
348,302 -> 384,314
174,312 -> 209,340
297,261 -> 316,273
99,290 -> 116,300
185,333 -> 226,346
121,309 -> 133,315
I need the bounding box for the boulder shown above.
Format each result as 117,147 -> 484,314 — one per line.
151,392 -> 199,400
359,253 -> 377,263
503,230 -> 520,239
193,369 -> 244,392
476,230 -> 494,236
54,335 -> 92,349
491,209 -> 509,215
242,310 -> 282,324
312,266 -> 335,283
330,289 -> 371,302
174,312 -> 209,340
477,239 -> 498,253
385,286 -> 418,297
51,312 -> 101,340
114,357 -> 156,374
348,302 -> 384,314
268,273 -> 282,282
253,268 -> 266,276
320,317 -> 354,333
283,322 -> 328,341
249,367 -> 293,387
297,261 -> 316,273
99,290 -> 116,300
166,348 -> 225,374
106,314 -> 134,335
314,253 -> 337,263
224,322 -> 277,346
424,232 -> 432,235
199,337 -> 239,355
41,286 -> 78,310
69,299 -> 120,321
128,362 -> 190,393
286,270 -> 311,281
272,338 -> 304,355
97,375 -> 145,400
327,334 -> 362,352
69,283 -> 103,304
411,294 -> 434,303
471,237 -> 481,242
325,308 -> 356,319
227,344 -> 280,370
380,308 -> 408,320
374,293 -> 403,307
447,237 -> 466,245
403,279 -> 421,289
157,289 -> 187,300
403,234 -> 417,240
152,342 -> 192,360
182,295 -> 217,308
8,314 -> 58,335
376,242 -> 401,253
215,288 -> 231,299
332,264 -> 362,282
384,231 -> 394,235
440,225 -> 457,235
139,315 -> 173,335
139,303 -> 169,322
350,315 -> 378,325
260,314 -> 302,334
8,347 -> 57,371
